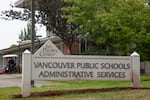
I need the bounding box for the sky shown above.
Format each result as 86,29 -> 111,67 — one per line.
0,0 -> 46,50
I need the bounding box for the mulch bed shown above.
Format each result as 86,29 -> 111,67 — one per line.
13,87 -> 150,98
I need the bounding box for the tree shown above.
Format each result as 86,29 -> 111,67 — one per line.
62,0 -> 150,60
36,0 -> 78,54
0,0 -> 77,54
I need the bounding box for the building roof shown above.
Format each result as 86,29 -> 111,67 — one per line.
0,37 -> 62,55
3,54 -> 18,58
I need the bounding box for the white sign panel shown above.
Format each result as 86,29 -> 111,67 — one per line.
32,56 -> 131,80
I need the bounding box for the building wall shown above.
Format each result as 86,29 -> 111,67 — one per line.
55,41 -> 80,55
0,39 -> 80,71
0,55 -> 3,69
141,61 -> 150,75
71,41 -> 80,54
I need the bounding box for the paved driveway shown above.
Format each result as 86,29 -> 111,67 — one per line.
0,74 -> 45,87
0,74 -> 21,87
0,74 -> 64,88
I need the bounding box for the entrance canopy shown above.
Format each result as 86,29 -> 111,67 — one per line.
3,54 -> 18,58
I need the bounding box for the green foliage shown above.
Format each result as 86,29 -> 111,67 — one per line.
80,50 -> 101,55
63,0 -> 150,60
80,50 -> 113,55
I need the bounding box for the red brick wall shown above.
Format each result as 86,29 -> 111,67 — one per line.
71,41 -> 80,54
55,41 -> 80,55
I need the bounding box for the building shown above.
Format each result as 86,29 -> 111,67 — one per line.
0,37 -> 80,72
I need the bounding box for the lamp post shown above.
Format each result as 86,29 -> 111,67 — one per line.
17,40 -> 22,73
31,0 -> 35,54
31,0 -> 35,87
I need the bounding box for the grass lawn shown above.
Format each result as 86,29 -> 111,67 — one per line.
0,75 -> 150,100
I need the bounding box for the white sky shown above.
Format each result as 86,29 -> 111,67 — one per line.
0,0 -> 46,50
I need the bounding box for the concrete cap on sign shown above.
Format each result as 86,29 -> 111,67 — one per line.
24,49 -> 31,54
131,52 -> 139,56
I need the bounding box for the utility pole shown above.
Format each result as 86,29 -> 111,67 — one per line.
31,0 -> 35,87
17,40 -> 22,73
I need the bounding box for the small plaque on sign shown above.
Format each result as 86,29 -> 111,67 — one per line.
33,40 -> 63,57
